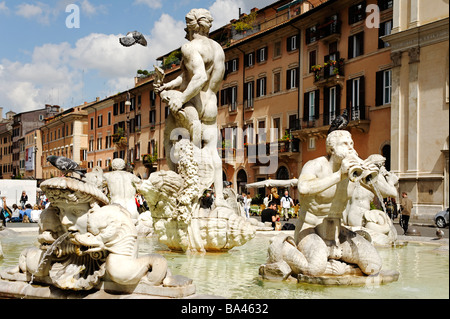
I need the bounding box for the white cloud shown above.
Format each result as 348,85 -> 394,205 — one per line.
80,0 -> 107,17
15,2 -> 57,25
208,0 -> 277,30
133,0 -> 162,9
0,1 -> 9,13
0,11 -> 189,113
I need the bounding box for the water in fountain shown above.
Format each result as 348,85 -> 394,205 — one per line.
20,232 -> 70,298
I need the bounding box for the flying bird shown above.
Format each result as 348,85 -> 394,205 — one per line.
436,228 -> 445,239
119,31 -> 147,47
328,109 -> 349,135
47,156 -> 87,178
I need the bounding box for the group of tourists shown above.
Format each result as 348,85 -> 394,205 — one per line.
1,191 -> 46,227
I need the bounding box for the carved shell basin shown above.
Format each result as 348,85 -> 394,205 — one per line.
40,177 -> 109,206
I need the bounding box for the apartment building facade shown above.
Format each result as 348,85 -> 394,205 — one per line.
40,106 -> 89,179
11,105 -> 61,179
383,0 -> 449,219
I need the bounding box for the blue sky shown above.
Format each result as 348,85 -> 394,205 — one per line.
0,0 -> 274,114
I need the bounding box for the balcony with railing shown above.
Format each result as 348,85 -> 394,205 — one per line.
312,58 -> 345,87
294,106 -> 371,141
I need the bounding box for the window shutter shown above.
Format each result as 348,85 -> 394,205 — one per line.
348,36 -> 354,59
287,37 -> 292,52
359,32 -> 364,56
324,87 -> 330,126
244,82 -> 248,101
346,79 -> 352,116
314,89 -> 320,120
286,69 -> 292,90
375,71 -> 384,106
336,86 -> 342,114
359,76 -> 366,119
303,92 -> 309,121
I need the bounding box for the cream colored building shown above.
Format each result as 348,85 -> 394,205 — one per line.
383,0 -> 449,220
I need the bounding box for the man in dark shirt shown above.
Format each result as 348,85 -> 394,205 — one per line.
261,201 -> 278,229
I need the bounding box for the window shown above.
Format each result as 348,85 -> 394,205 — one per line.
107,112 -> 112,125
378,20 -> 392,49
244,122 -> 254,144
89,139 -> 94,152
149,110 -> 156,126
286,68 -> 299,89
90,117 -> 94,130
273,72 -> 281,93
287,35 -> 299,52
308,137 -> 316,150
288,114 -> 298,130
97,114 -> 103,128
230,86 -> 237,111
257,47 -> 267,63
225,58 -> 239,73
232,58 -> 238,71
306,25 -> 317,44
97,160 -> 102,167
256,77 -> 266,97
303,90 -> 320,122
97,137 -> 102,150
135,114 -> 141,130
309,50 -> 317,73
348,32 -> 364,59
150,91 -> 156,107
324,86 -> 341,125
113,103 -> 118,116
376,69 -> 392,106
272,118 -> 281,141
346,76 -> 366,120
119,101 -> 125,114
349,1 -> 366,25
244,81 -> 254,108
135,143 -> 140,161
378,0 -> 393,11
81,150 -> 87,161
273,41 -> 282,58
245,52 -> 254,67
105,135 -> 112,149
221,86 -> 238,111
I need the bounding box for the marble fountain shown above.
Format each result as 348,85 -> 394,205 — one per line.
0,8 -> 448,300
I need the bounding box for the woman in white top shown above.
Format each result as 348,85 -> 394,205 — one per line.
30,205 -> 42,223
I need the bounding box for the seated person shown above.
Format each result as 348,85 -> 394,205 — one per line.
30,205 -> 42,223
10,204 -> 22,223
21,204 -> 33,223
261,201 -> 278,229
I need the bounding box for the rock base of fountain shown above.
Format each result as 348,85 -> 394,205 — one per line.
0,272 -> 197,299
296,269 -> 400,286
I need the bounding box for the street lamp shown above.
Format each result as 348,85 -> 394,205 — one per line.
34,133 -> 38,180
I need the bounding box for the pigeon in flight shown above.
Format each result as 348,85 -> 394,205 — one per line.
119,31 -> 148,47
328,109 -> 349,135
47,156 -> 87,178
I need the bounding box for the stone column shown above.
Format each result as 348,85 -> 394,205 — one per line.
389,51 -> 402,176
407,47 -> 420,175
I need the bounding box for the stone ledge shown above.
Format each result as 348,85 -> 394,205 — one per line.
297,269 -> 400,286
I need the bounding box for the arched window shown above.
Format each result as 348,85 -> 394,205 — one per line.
276,166 -> 289,180
236,169 -> 248,195
382,145 -> 391,171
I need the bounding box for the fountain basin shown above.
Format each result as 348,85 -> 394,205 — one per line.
1,231 -> 448,299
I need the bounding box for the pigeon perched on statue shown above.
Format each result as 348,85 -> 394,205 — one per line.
119,31 -> 147,47
47,156 -> 87,177
328,109 -> 349,135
